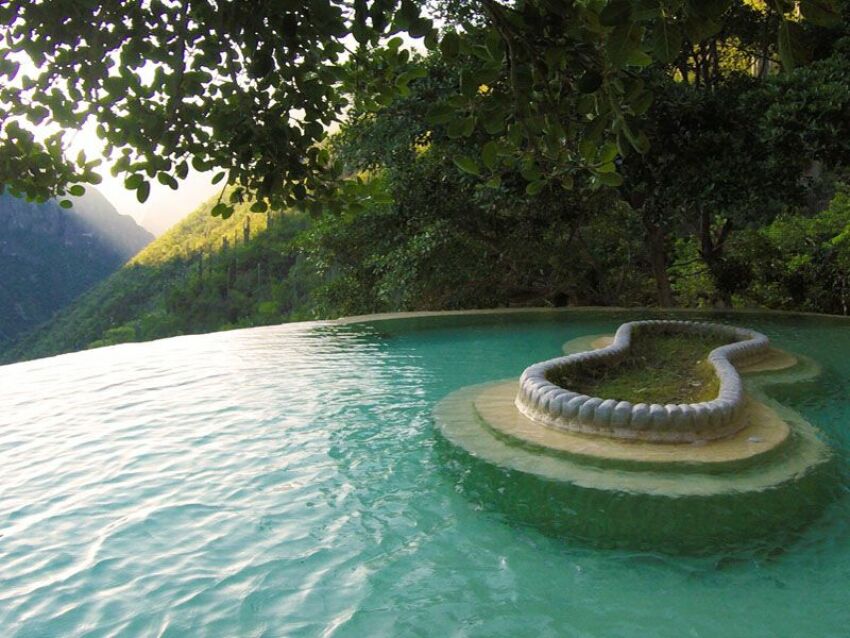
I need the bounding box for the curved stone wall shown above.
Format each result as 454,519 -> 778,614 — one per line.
516,320 -> 770,442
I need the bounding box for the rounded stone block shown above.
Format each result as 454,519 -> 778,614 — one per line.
595,399 -> 618,427
517,320 -> 771,442
611,401 -> 632,428
579,397 -> 603,423
631,403 -> 650,429
649,404 -> 668,429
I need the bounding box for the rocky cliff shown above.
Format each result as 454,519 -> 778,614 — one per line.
0,190 -> 153,346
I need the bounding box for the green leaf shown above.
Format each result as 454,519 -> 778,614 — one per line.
686,0 -> 731,19
520,161 -> 542,182
396,0 -> 419,27
800,0 -> 842,27
632,130 -> 651,154
211,202 -> 229,217
579,138 -> 597,163
454,155 -> 481,176
630,89 -> 654,115
460,116 -> 476,137
485,30 -> 504,60
408,17 -> 433,39
587,116 -> 609,145
482,141 -> 501,170
157,172 -> 178,189
633,0 -> 663,20
425,103 -> 455,125
576,94 -> 596,115
482,108 -> 507,133
396,67 -> 427,88
607,24 -> 644,68
136,181 -> 150,203
446,118 -> 466,138
684,16 -> 721,42
124,174 -> 143,190
651,21 -> 683,64
424,30 -> 439,51
525,180 -> 545,196
626,49 -> 653,66
440,32 -> 460,59
460,69 -> 477,98
778,20 -> 810,71
578,70 -> 603,93
69,184 -> 85,196
599,141 -> 619,164
617,131 -> 632,157
212,171 -> 227,185
597,171 -> 624,187
599,0 -> 633,26
59,199 -> 73,209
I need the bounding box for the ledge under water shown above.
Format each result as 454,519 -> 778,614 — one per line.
433,320 -> 836,552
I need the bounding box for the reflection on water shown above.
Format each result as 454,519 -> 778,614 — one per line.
0,311 -> 848,637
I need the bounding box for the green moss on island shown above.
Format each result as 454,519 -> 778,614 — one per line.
550,332 -> 734,405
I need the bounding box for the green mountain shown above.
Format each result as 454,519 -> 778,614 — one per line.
1,194 -> 316,363
0,189 -> 153,347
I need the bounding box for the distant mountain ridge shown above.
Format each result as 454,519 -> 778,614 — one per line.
0,188 -> 153,346
1,193 -> 312,364
69,188 -> 154,257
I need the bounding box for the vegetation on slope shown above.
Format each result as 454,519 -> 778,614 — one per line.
1,195 -> 314,363
7,175 -> 850,366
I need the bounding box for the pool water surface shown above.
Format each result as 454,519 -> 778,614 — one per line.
0,310 -> 847,637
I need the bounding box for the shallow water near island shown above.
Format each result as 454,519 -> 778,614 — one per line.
1,309 -> 848,637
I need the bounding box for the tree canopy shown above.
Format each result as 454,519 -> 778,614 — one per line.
0,0 -> 842,215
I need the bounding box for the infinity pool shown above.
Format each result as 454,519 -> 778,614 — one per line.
1,310 -> 848,637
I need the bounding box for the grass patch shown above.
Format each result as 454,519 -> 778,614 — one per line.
549,331 -> 734,405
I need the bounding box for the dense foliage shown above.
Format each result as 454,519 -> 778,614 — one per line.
5,1 -> 850,363
0,0 -> 838,212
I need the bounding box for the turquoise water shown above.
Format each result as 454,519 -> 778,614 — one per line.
0,310 -> 848,637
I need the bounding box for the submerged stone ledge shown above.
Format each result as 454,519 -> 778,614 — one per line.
516,320 -> 771,443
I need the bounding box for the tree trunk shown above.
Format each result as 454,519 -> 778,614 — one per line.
698,211 -> 734,307
646,225 -> 675,307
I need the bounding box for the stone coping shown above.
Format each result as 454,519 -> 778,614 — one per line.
516,320 -> 771,443
477,381 -> 789,469
330,305 -> 850,326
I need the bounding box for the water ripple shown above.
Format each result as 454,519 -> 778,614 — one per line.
0,315 -> 848,636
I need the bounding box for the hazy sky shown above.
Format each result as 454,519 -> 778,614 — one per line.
68,119 -> 219,228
